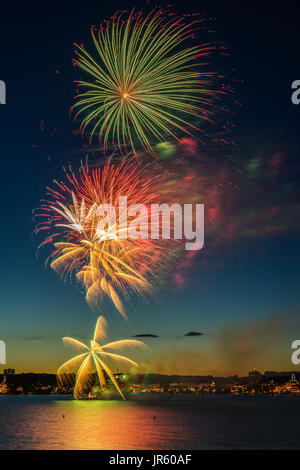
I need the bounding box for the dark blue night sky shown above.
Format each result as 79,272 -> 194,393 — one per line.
0,0 -> 299,375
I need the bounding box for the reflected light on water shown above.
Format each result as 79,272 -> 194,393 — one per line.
0,397 -> 193,450
1,395 -> 300,449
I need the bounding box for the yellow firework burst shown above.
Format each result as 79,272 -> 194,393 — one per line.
57,316 -> 145,399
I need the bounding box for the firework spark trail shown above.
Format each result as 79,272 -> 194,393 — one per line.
72,8 -> 219,156
35,157 -> 180,317
57,316 -> 145,399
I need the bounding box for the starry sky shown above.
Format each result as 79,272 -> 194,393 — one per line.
0,0 -> 300,376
